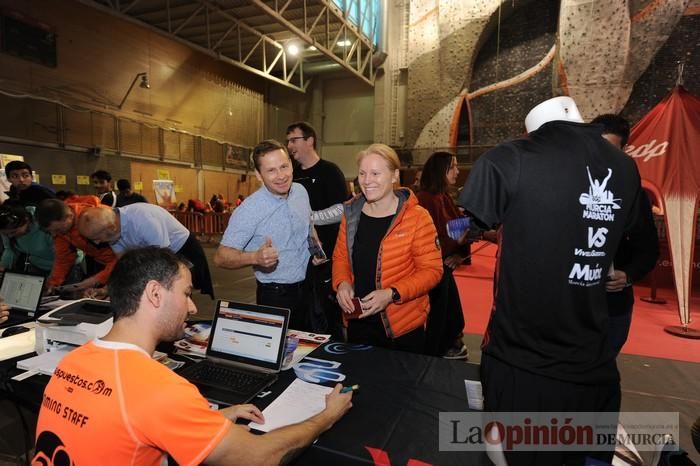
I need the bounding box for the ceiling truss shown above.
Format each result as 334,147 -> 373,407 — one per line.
81,0 -> 377,92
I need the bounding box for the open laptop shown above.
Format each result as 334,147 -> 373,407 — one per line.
179,300 -> 290,406
0,272 -> 46,329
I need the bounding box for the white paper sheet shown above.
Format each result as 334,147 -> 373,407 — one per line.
465,379 -> 484,411
16,346 -> 71,375
248,378 -> 332,432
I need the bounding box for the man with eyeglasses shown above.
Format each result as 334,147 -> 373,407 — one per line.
286,122 -> 348,337
3,161 -> 55,207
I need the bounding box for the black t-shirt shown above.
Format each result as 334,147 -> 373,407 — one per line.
99,191 -> 117,207
607,192 -> 659,315
116,192 -> 148,207
6,184 -> 55,207
352,212 -> 393,299
458,121 -> 642,384
294,159 -> 348,255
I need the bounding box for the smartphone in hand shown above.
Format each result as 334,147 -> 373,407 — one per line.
307,236 -> 328,262
346,297 -> 364,319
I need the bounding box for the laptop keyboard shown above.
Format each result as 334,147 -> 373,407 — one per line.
185,362 -> 270,393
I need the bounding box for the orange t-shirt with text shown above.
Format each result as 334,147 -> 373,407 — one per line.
33,340 -> 230,466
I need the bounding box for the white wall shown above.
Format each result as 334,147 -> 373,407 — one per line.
319,76 -> 375,178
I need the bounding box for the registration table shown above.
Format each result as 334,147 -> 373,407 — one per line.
248,342 -> 483,465
3,341 -> 485,466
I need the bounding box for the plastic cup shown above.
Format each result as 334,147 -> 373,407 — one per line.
446,217 -> 471,241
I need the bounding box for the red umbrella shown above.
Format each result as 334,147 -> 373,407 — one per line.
625,85 -> 700,337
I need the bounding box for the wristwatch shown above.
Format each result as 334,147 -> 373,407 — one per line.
390,287 -> 401,303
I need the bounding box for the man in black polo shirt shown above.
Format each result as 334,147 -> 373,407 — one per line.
459,97 -> 642,466
287,121 -> 348,337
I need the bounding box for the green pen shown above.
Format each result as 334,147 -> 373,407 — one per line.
340,384 -> 359,394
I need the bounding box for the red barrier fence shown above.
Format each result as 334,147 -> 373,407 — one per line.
172,211 -> 232,241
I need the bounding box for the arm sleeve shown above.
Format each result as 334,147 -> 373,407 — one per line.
458,145 -> 518,229
311,203 -> 344,225
220,203 -> 257,251
32,232 -> 56,272
332,214 -> 353,290
393,208 -> 444,300
48,236 -> 77,286
418,192 -> 459,256
0,236 -> 15,269
134,375 -> 230,465
93,254 -> 118,286
620,192 -> 659,282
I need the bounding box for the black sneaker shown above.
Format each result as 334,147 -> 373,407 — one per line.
443,345 -> 468,360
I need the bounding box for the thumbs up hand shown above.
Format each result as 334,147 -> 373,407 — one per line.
256,237 -> 279,268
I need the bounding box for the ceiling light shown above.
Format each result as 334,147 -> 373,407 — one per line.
337,39 -> 352,47
287,43 -> 300,56
308,45 -> 317,51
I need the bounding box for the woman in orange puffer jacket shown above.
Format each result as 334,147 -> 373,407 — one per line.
332,143 -> 443,354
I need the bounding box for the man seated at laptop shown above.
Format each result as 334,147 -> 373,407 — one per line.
33,247 -> 353,465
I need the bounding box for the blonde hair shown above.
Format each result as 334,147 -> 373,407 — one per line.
356,143 -> 400,171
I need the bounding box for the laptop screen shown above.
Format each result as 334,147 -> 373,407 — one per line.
0,272 -> 45,313
207,301 -> 289,372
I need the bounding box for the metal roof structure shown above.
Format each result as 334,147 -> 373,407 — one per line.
80,0 -> 378,92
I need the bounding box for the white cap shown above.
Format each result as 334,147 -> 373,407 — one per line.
524,96 -> 584,133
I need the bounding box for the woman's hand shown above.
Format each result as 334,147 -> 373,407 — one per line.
336,281 -> 355,314
358,289 -> 393,317
444,253 -> 464,270
220,404 -> 265,424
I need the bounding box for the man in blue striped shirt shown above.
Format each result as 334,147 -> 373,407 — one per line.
215,140 -> 313,331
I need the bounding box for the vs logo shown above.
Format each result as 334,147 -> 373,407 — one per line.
587,227 -> 608,248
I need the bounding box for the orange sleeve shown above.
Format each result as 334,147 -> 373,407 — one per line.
332,214 -> 354,290
49,235 -> 77,287
393,208 -> 443,301
91,249 -> 117,286
128,365 -> 231,465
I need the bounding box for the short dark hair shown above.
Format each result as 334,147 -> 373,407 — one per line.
55,190 -> 75,200
420,151 -> 455,194
108,247 -> 186,321
0,204 -> 31,230
5,161 -> 32,177
91,170 -> 112,182
35,199 -> 70,229
286,121 -> 317,149
251,139 -> 289,172
116,179 -> 131,191
591,114 -> 631,147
